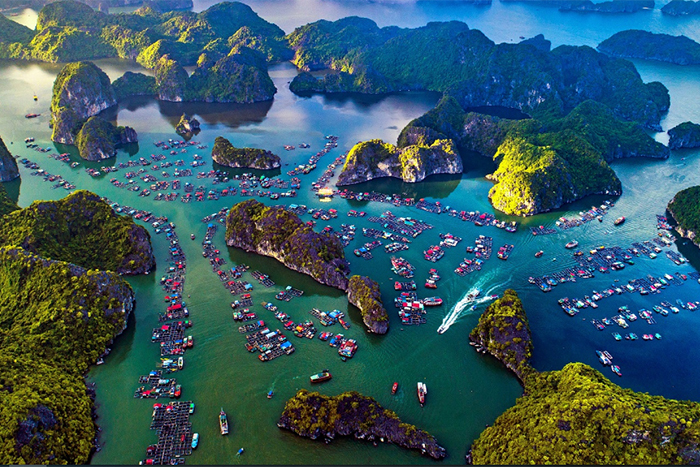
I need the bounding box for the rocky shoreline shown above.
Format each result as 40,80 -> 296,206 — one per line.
668,121 -> 700,150
212,136 -> 280,170
347,275 -> 389,334
278,390 -> 447,460
0,135 -> 19,182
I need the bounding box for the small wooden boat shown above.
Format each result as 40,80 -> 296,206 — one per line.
310,371 -> 332,383
267,390 -> 274,399
535,250 -> 544,258
220,408 -> 229,435
191,433 -> 199,449
391,382 -> 398,395
614,217 -> 625,226
417,382 -> 427,407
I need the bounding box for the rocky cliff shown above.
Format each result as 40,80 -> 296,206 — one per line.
667,186 -> 700,247
154,54 -> 188,102
175,113 -> 200,137
0,183 -> 19,218
347,275 -> 389,334
337,138 -> 462,186
50,61 -> 116,144
662,0 -> 700,16
278,390 -> 447,460
75,116 -> 138,161
212,136 -> 280,169
469,289 -> 533,383
598,30 -> 700,66
0,190 -> 155,275
225,199 -> 350,290
668,121 -> 700,150
0,135 -> 20,182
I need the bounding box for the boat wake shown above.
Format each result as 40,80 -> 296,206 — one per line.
436,276 -> 510,334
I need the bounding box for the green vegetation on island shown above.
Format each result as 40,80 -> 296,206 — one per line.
0,245 -> 135,465
112,71 -> 157,100
277,390 -> 447,459
662,0 -> 700,16
347,275 -> 389,334
75,116 -> 138,161
175,113 -> 200,137
667,185 -> 700,247
598,30 -> 700,65
0,190 -> 155,275
0,136 -> 20,182
337,138 -> 462,185
225,199 -> 350,289
668,121 -> 700,150
468,289 -> 700,464
211,136 -> 280,169
0,183 -> 19,218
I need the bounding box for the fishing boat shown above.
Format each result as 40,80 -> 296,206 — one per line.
237,448 -> 244,456
267,390 -> 274,399
535,250 -> 544,258
614,217 -> 626,226
467,289 -> 480,302
25,113 -> 40,118
423,297 -> 443,306
339,339 -> 358,358
177,356 -> 183,370
655,333 -> 662,340
611,365 -> 622,376
565,240 -> 579,249
33,94 -> 38,101
391,382 -> 398,395
219,408 -> 229,435
190,233 -> 195,240
310,371 -> 332,383
417,382 -> 427,407
191,433 -> 199,449
612,332 -> 622,341
189,402 -> 195,414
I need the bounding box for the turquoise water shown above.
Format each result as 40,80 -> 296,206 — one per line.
2,2 -> 700,464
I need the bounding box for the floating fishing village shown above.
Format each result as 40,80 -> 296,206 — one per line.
6,1 -> 700,465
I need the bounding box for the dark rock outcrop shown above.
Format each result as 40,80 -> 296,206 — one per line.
0,136 -> 20,182
668,121 -> 700,150
337,138 -> 462,186
0,190 -> 155,275
175,113 -> 200,137
347,275 -> 389,334
667,186 -> 700,246
278,390 -> 447,459
225,200 -> 350,290
518,34 -> 551,53
75,116 -> 138,161
50,61 -> 116,144
211,136 -> 280,169
598,30 -> 700,66
662,0 -> 700,16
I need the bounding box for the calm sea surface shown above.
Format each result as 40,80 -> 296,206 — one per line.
3,2 -> 700,464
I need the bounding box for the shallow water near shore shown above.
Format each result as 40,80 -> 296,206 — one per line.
3,2 -> 700,464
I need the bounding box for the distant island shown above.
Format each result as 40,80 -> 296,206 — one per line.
598,30 -> 700,65
667,186 -> 700,247
0,135 -> 20,182
662,0 -> 700,16
668,121 -> 700,150
347,275 -> 389,334
0,190 -> 154,464
467,289 -> 700,464
212,136 -> 281,170
336,138 -> 462,185
225,199 -> 350,289
278,390 -> 447,459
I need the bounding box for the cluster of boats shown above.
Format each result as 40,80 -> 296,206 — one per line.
391,256 -> 415,278
595,350 -> 621,376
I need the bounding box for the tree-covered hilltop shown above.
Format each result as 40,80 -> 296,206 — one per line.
278,390 -> 447,459
469,289 -> 533,383
598,30 -> 700,65
396,96 -> 667,216
668,121 -> 700,150
662,0 -> 700,16
0,190 -> 155,275
0,246 -> 135,465
225,199 -> 350,290
347,275 -> 389,335
0,0 -> 290,66
0,136 -> 20,182
468,289 -> 700,464
76,116 -> 138,161
337,138 -> 462,185
211,136 -> 280,169
0,183 -> 19,218
667,186 -> 700,247
287,20 -> 669,130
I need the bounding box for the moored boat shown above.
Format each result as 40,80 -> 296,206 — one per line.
391,382 -> 398,394
417,382 -> 427,407
310,371 -> 332,383
423,296 -> 443,306
565,240 -> 579,249
614,217 -> 626,226
191,433 -> 199,449
267,390 -> 274,399
220,408 -> 229,435
535,250 -> 544,258
177,356 -> 183,370
611,365 -> 622,376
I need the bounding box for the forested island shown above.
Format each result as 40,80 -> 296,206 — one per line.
668,122 -> 700,150
278,390 -> 446,459
598,30 -> 700,65
346,275 -> 389,334
211,136 -> 281,170
0,190 -> 154,464
667,186 -> 700,247
467,289 -> 700,464
662,0 -> 700,16
0,136 -> 20,182
225,199 -> 350,289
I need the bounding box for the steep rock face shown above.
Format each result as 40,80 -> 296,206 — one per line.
667,185 -> 700,246
598,30 -> 700,66
0,183 -> 19,218
75,116 -> 138,161
0,190 -> 155,275
0,136 -> 20,182
662,0 -> 700,16
225,200 -> 350,290
347,275 -> 389,334
469,289 -> 533,383
50,61 -> 116,144
187,47 -> 276,103
337,139 -> 462,186
154,54 -> 188,101
668,121 -> 700,150
211,136 -> 280,169
175,113 -> 200,136
278,390 -> 447,459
